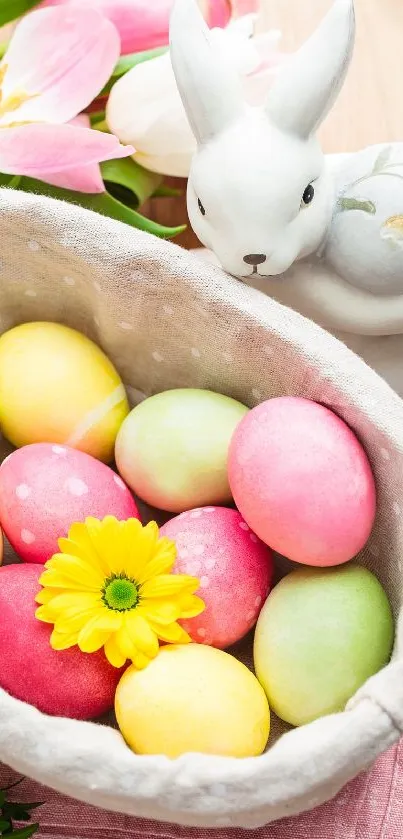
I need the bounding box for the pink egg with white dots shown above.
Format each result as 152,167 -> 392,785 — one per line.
161,507 -> 273,649
0,443 -> 139,563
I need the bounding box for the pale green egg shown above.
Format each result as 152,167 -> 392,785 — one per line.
254,564 -> 394,726
115,388 -> 248,512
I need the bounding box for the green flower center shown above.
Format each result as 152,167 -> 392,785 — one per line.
103,574 -> 139,611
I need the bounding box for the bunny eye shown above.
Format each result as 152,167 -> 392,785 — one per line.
198,198 -> 206,216
301,184 -> 315,207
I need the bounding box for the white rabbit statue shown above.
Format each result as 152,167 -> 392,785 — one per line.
169,0 -> 403,396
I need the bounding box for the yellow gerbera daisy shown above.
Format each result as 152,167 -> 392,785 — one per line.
35,516 -> 205,670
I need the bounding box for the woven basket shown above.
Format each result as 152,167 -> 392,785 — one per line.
1,188 -> 403,830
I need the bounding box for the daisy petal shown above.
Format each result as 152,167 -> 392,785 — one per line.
35,605 -> 57,624
62,521 -> 109,574
105,634 -> 127,668
124,611 -> 159,659
151,621 -> 191,644
132,650 -> 152,670
35,587 -> 60,605
116,623 -> 137,660
78,610 -> 121,653
122,518 -> 148,579
50,628 -> 79,650
177,594 -> 206,619
0,6 -> 120,125
54,607 -> 103,635
45,553 -> 104,589
39,569 -> 89,590
141,574 -> 200,598
85,516 -> 127,576
137,547 -> 177,584
41,590 -> 101,613
139,599 -> 181,625
133,521 -> 161,570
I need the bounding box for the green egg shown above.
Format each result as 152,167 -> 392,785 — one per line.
253,564 -> 394,726
115,388 -> 248,512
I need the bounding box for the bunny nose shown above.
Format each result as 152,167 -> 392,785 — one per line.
243,253 -> 267,266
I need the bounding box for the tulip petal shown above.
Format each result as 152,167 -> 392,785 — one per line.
0,123 -> 133,191
0,6 -> 120,125
42,163 -> 105,193
39,0 -> 232,54
43,114 -> 105,192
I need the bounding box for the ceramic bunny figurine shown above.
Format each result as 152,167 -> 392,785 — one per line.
170,0 -> 403,396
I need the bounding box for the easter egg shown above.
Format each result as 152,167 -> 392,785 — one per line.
161,507 -> 273,648
0,564 -> 121,718
0,528 -> 3,566
115,644 -> 270,757
0,443 -> 139,563
0,322 -> 129,462
228,396 -> 376,566
115,388 -> 248,512
254,565 -> 394,726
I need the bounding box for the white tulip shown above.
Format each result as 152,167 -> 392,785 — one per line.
106,16 -> 282,178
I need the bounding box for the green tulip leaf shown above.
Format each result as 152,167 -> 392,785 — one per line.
153,183 -> 183,198
0,0 -> 40,26
101,158 -> 162,207
0,175 -> 186,238
0,820 -> 10,831
4,824 -> 39,839
89,110 -> 106,127
101,47 -> 168,95
2,803 -> 43,822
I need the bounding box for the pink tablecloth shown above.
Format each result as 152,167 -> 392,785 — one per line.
1,741 -> 403,839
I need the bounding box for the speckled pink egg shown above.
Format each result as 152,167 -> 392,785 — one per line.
161,507 -> 273,648
228,397 -> 376,566
0,443 -> 139,563
0,564 -> 122,718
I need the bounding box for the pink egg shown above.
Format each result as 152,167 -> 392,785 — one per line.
161,507 -> 273,648
0,564 -> 122,718
0,443 -> 139,563
228,397 -> 376,566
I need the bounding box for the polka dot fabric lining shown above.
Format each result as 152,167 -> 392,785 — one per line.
0,188 -> 403,829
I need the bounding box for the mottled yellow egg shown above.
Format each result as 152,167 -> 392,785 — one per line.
0,322 -> 129,462
115,644 -> 270,758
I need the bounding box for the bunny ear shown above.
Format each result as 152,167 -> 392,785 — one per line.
266,0 -> 355,138
169,0 -> 243,145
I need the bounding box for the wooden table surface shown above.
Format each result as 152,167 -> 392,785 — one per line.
147,0 -> 403,248
259,0 -> 403,153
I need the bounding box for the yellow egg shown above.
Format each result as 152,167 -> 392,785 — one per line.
0,322 -> 129,462
115,644 -> 270,758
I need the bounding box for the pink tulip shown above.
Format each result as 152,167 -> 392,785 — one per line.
0,6 -> 133,192
38,0 -> 232,55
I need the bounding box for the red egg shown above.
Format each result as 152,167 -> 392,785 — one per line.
0,443 -> 139,563
161,507 -> 273,649
0,564 -> 121,718
228,397 -> 376,566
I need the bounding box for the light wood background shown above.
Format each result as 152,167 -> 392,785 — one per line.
146,0 -> 403,247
